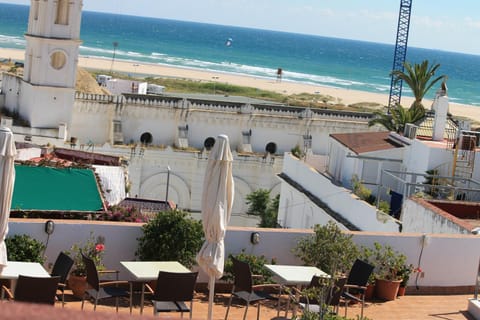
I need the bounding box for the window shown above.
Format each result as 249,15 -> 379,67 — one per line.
204,137 -> 215,150
55,0 -> 69,25
140,132 -> 153,145
33,0 -> 39,20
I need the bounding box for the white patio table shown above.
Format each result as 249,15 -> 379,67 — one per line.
120,261 -> 190,314
265,264 -> 330,317
0,261 -> 50,279
0,261 -> 50,298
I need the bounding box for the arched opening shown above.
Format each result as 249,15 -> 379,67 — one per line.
265,142 -> 277,154
204,137 -> 215,150
140,132 -> 153,145
55,0 -> 69,25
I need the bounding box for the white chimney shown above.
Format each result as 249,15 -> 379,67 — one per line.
432,85 -> 449,141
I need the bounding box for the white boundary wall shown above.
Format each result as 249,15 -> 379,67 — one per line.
8,219 -> 480,288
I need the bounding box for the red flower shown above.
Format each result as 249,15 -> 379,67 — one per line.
95,243 -> 105,252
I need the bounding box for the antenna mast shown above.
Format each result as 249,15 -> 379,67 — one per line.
388,0 -> 413,111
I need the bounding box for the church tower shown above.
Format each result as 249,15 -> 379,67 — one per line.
20,0 -> 83,129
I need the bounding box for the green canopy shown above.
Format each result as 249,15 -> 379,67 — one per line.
12,165 -> 103,211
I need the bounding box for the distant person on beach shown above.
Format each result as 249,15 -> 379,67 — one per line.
276,68 -> 282,82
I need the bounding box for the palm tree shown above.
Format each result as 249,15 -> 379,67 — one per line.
391,60 -> 446,111
368,104 -> 425,133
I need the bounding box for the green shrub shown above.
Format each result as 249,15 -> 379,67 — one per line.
378,200 -> 391,214
293,221 -> 358,276
291,144 -> 303,158
6,234 -> 45,264
136,209 -> 204,268
352,175 -> 376,204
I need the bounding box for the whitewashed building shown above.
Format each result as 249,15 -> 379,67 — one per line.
0,0 -> 380,222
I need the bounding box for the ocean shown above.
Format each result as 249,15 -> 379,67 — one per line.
1,2 -> 480,106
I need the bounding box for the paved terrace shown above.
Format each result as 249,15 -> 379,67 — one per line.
4,289 -> 473,320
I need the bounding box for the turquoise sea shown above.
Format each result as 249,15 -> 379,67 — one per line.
1,3 -> 480,106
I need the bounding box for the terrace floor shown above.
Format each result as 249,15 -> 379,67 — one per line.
51,289 -> 474,320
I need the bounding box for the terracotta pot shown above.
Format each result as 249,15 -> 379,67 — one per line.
397,286 -> 406,296
365,283 -> 375,301
375,279 -> 401,301
68,275 -> 87,299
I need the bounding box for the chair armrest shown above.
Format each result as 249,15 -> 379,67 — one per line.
144,283 -> 154,294
1,285 -> 13,300
98,280 -> 129,288
252,283 -> 281,290
99,269 -> 120,280
344,284 -> 367,291
99,269 -> 119,274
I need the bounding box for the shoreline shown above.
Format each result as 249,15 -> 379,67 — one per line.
1,47 -> 480,124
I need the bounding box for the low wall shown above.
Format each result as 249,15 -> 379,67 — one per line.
8,219 -> 480,293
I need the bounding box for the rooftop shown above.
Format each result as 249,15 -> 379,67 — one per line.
330,131 -> 404,154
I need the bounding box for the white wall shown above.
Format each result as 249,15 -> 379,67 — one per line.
280,153 -> 400,232
97,144 -> 283,216
278,180 -> 348,230
8,219 -> 480,288
106,79 -> 147,95
401,198 -> 471,234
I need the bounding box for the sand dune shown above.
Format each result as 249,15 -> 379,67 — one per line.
1,47 -> 479,124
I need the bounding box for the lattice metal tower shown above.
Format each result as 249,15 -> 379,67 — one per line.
388,0 -> 413,111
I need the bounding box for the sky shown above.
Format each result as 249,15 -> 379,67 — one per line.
2,0 -> 480,55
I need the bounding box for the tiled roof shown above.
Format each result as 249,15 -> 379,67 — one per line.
330,131 -> 404,154
118,197 -> 173,213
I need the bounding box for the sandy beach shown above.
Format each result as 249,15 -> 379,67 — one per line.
2,47 -> 480,124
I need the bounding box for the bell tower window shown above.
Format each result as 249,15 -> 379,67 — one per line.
50,51 -> 67,70
55,0 -> 69,25
33,0 -> 39,20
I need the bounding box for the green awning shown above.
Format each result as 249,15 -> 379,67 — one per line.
12,165 -> 103,211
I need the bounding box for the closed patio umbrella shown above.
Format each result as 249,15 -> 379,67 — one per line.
0,127 -> 16,270
197,134 -> 234,320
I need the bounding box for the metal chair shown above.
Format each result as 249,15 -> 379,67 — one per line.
342,259 -> 375,319
224,257 -> 282,320
2,275 -> 60,305
80,253 -> 130,312
145,271 -> 198,319
50,251 -> 74,306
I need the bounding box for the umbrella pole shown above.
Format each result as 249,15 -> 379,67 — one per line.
208,276 -> 215,320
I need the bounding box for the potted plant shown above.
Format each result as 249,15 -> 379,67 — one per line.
369,242 -> 406,301
66,232 -> 106,298
396,264 -> 421,296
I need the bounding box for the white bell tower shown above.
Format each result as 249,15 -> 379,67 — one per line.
20,0 -> 83,128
